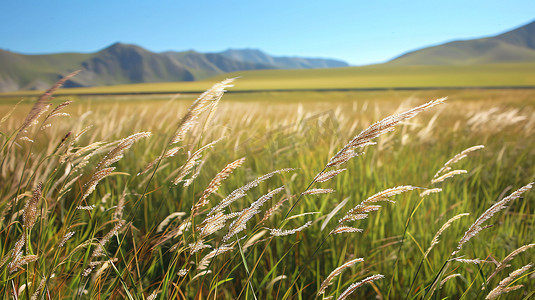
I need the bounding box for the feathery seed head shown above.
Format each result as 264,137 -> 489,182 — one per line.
83,167 -> 116,200
302,188 -> 334,195
431,169 -> 468,184
486,264 -> 532,299
209,168 -> 293,216
23,182 -> 42,230
268,221 -> 312,237
434,145 -> 484,178
96,132 -> 151,170
337,274 -> 385,300
454,182 -> 533,255
318,258 -> 364,296
193,157 -> 246,212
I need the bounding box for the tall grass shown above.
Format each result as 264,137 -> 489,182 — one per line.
0,77 -> 534,299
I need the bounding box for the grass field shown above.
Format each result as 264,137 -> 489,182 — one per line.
1,63 -> 535,98
1,79 -> 534,299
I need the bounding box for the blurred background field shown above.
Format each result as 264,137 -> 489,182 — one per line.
1,63 -> 535,98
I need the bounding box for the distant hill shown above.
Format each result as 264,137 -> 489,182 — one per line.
220,49 -> 349,69
0,43 -> 349,92
388,20 -> 535,65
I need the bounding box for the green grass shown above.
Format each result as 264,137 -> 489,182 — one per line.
0,82 -> 534,299
1,63 -> 534,98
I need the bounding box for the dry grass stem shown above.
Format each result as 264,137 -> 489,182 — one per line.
337,274 -> 385,300
266,275 -> 287,291
83,220 -> 126,276
268,220 -> 312,236
424,213 -> 470,257
147,291 -> 159,300
431,170 -> 468,184
420,188 -> 442,197
243,230 -> 267,251
321,197 -> 348,231
189,240 -> 212,254
452,258 -> 492,264
172,138 -> 222,185
30,277 -> 46,300
260,196 -> 289,223
317,257 -> 364,296
9,254 -> 38,273
486,264 -> 532,299
453,182 -> 533,255
16,70 -> 80,139
59,231 -> 75,247
287,212 -> 319,220
137,146 -> 182,176
223,186 -> 285,241
196,211 -> 240,239
157,212 -> 186,233
171,78 -> 235,145
191,270 -> 211,282
23,182 -> 42,230
301,188 -> 334,195
440,274 -> 462,288
327,97 -> 446,168
314,169 -> 346,183
82,167 -> 116,201
197,244 -> 234,270
329,225 -> 365,235
209,168 -> 294,216
96,132 -> 151,171
325,150 -> 364,168
434,145 -> 485,178
333,186 -> 416,234
486,243 -> 535,283
76,205 -> 96,210
193,157 -> 246,212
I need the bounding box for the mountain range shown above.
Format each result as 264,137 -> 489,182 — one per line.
0,19 -> 534,92
0,45 -> 348,92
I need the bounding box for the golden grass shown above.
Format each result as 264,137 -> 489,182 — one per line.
0,80 -> 534,299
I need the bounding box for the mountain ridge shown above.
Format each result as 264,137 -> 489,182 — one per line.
387,20 -> 535,65
0,43 -> 348,92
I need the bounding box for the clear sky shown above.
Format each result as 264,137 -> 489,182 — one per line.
1,1 -> 533,65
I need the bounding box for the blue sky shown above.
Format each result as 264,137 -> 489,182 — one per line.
1,1 -> 533,65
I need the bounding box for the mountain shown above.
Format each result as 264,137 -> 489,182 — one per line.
220,49 -> 349,69
0,43 -> 348,92
388,20 -> 535,65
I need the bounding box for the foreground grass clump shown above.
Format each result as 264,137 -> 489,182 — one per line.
0,75 -> 534,299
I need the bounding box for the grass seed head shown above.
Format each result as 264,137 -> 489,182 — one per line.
23,182 -> 42,230
337,274 -> 385,300
268,221 -> 312,237
454,182 -> 533,255
318,258 -> 364,296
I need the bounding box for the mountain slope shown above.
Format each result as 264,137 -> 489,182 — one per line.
220,49 -> 349,69
0,43 -> 348,92
388,20 -> 535,65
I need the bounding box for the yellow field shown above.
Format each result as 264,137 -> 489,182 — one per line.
1,63 -> 534,99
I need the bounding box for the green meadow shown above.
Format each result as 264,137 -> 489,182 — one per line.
0,73 -> 534,299
1,63 -> 534,98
